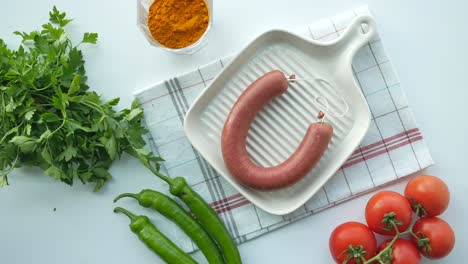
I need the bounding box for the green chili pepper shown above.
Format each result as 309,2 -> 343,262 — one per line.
114,190 -> 225,264
136,156 -> 242,264
169,177 -> 242,264
114,207 -> 197,264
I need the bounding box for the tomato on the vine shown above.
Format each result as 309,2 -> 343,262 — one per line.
329,222 -> 377,264
365,191 -> 413,235
412,217 -> 455,259
377,239 -> 421,264
405,175 -> 450,217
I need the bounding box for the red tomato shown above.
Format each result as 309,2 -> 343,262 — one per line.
365,191 -> 412,235
412,217 -> 455,259
378,239 -> 421,264
404,175 -> 450,217
329,222 -> 377,264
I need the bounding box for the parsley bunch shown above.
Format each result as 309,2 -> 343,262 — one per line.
0,7 -> 162,190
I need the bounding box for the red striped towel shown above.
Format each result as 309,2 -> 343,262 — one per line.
134,5 -> 433,257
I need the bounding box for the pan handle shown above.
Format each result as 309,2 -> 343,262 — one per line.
335,15 -> 377,63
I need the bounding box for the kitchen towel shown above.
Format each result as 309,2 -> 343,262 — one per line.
134,5 -> 433,255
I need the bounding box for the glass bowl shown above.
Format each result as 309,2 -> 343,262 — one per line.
137,0 -> 213,55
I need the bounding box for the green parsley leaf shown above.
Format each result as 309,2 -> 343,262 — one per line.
10,136 -> 37,153
25,124 -> 32,135
6,98 -> 18,112
24,110 -> 35,121
44,166 -> 66,180
82,33 -> 98,44
39,130 -> 52,141
41,147 -> 53,164
0,6 -> 162,191
100,135 -> 117,160
106,98 -> 120,107
9,136 -> 33,145
57,145 -> 78,162
125,108 -> 143,122
40,113 -> 61,122
131,98 -> 140,109
68,74 -> 81,95
78,171 -> 93,183
49,6 -> 72,27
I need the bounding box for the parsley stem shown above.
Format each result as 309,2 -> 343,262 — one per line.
30,82 -> 52,91
0,121 -> 24,144
0,151 -> 19,177
1,93 -> 5,124
30,92 -> 54,104
0,127 -> 16,144
48,118 -> 67,138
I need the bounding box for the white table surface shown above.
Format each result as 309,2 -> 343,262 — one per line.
1,0 -> 467,263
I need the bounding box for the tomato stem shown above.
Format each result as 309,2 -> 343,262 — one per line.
340,245 -> 367,264
364,218 -> 401,264
406,207 -> 420,233
400,207 -> 424,240
363,207 -> 431,264
409,231 -> 419,239
405,207 -> 432,253
407,197 -> 428,217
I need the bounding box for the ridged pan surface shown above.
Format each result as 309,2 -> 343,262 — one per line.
184,15 -> 376,215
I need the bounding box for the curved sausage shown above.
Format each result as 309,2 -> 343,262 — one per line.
221,70 -> 333,190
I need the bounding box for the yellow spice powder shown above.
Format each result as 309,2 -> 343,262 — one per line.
147,0 -> 209,49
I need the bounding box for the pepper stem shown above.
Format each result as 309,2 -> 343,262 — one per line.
114,193 -> 139,203
131,150 -> 173,185
139,157 -> 173,185
114,207 -> 137,222
151,169 -> 173,185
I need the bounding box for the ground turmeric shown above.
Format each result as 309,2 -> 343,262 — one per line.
147,0 -> 209,49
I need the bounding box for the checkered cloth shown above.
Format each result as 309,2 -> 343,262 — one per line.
134,6 -> 433,257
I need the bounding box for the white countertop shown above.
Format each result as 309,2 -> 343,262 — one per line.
1,0 -> 467,263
